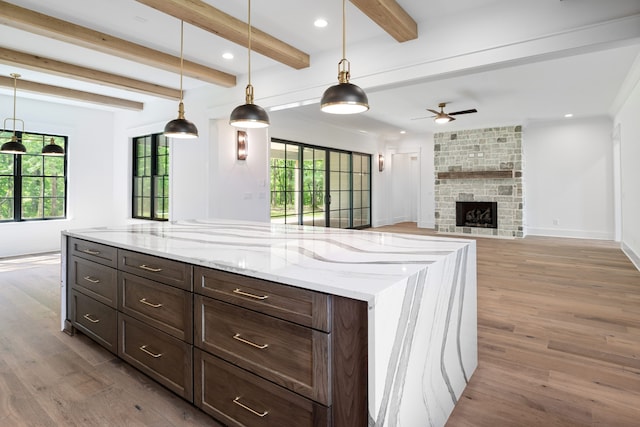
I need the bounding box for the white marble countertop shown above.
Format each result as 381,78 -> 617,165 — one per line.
63,218 -> 473,304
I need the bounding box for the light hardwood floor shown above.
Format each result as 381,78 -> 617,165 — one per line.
1,226 -> 639,426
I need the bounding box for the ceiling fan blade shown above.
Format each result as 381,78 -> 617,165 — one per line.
426,109 -> 440,115
449,116 -> 456,121
448,108 -> 478,116
410,115 -> 434,120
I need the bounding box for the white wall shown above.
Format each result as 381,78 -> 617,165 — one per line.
615,74 -> 640,268
524,117 -> 615,239
0,95 -> 116,258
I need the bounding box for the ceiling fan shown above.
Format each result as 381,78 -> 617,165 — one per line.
413,102 -> 478,124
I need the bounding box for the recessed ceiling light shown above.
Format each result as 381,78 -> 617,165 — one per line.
314,18 -> 328,28
400,130 -> 406,134
222,52 -> 234,60
564,113 -> 573,118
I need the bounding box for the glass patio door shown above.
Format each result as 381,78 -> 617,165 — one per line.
270,139 -> 370,229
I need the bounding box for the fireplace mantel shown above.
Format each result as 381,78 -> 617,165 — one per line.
437,170 -> 521,180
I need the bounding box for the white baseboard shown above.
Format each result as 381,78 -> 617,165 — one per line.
622,242 -> 640,272
526,227 -> 614,240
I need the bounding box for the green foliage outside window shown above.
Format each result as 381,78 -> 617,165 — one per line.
0,130 -> 67,222
132,133 -> 169,221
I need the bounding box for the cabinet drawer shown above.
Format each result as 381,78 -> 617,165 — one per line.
118,271 -> 193,343
195,266 -> 331,332
69,289 -> 117,354
69,256 -> 117,308
195,295 -> 330,405
118,313 -> 193,401
119,249 -> 192,291
194,349 -> 329,427
68,237 -> 117,268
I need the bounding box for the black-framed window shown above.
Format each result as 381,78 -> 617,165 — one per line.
270,138 -> 371,229
132,133 -> 169,221
0,130 -> 67,222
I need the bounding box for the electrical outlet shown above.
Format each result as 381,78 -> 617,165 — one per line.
553,219 -> 559,225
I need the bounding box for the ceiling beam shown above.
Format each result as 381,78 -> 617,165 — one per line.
0,0 -> 236,87
0,75 -> 144,111
135,0 -> 311,70
350,0 -> 418,42
0,47 -> 181,100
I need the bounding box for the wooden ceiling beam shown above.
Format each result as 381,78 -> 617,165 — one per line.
0,47 -> 181,100
350,0 -> 418,42
0,75 -> 143,110
0,0 -> 236,87
135,0 -> 310,70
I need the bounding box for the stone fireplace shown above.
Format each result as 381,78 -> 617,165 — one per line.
434,126 -> 524,238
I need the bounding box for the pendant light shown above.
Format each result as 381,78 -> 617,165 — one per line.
229,0 -> 270,128
320,0 -> 369,114
42,137 -> 65,156
1,73 -> 27,154
164,20 -> 198,139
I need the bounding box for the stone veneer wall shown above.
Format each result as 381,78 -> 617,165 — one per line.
434,125 -> 524,238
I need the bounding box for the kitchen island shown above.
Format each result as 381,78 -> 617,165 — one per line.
61,219 -> 477,427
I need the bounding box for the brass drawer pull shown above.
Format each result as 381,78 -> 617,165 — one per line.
233,397 -> 268,417
139,298 -> 163,308
83,314 -> 100,323
139,345 -> 163,358
83,276 -> 100,284
233,333 -> 268,349
138,264 -> 163,272
82,248 -> 101,255
233,288 -> 268,300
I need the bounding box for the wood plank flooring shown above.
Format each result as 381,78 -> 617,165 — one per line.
1,227 -> 639,426
373,223 -> 640,427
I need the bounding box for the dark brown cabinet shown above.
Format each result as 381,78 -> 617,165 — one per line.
66,237 -> 368,426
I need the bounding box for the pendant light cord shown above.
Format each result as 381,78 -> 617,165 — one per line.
179,20 -> 184,102
12,74 -> 18,134
342,0 -> 346,61
247,0 -> 252,86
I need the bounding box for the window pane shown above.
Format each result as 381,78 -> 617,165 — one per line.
21,155 -> 44,176
0,176 -> 13,196
44,177 -> 65,197
0,197 -> 13,220
22,177 -> 43,197
0,154 -> 13,174
314,149 -> 325,170
44,156 -> 65,176
22,197 -> 43,219
44,197 -> 65,218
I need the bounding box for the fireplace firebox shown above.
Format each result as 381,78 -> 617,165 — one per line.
456,201 -> 498,228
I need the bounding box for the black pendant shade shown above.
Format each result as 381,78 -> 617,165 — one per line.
42,138 -> 65,156
320,79 -> 369,114
230,85 -> 270,128
164,101 -> 199,138
1,135 -> 27,154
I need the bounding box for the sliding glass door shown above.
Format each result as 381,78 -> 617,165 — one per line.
270,139 -> 371,229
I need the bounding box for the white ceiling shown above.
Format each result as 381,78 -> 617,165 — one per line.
1,0 -> 640,138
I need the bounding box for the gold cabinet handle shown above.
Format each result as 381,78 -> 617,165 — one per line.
233,333 -> 268,349
139,264 -> 163,272
83,314 -> 100,323
233,288 -> 268,300
139,345 -> 162,358
82,249 -> 101,255
83,276 -> 100,284
233,397 -> 268,417
139,298 -> 163,308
